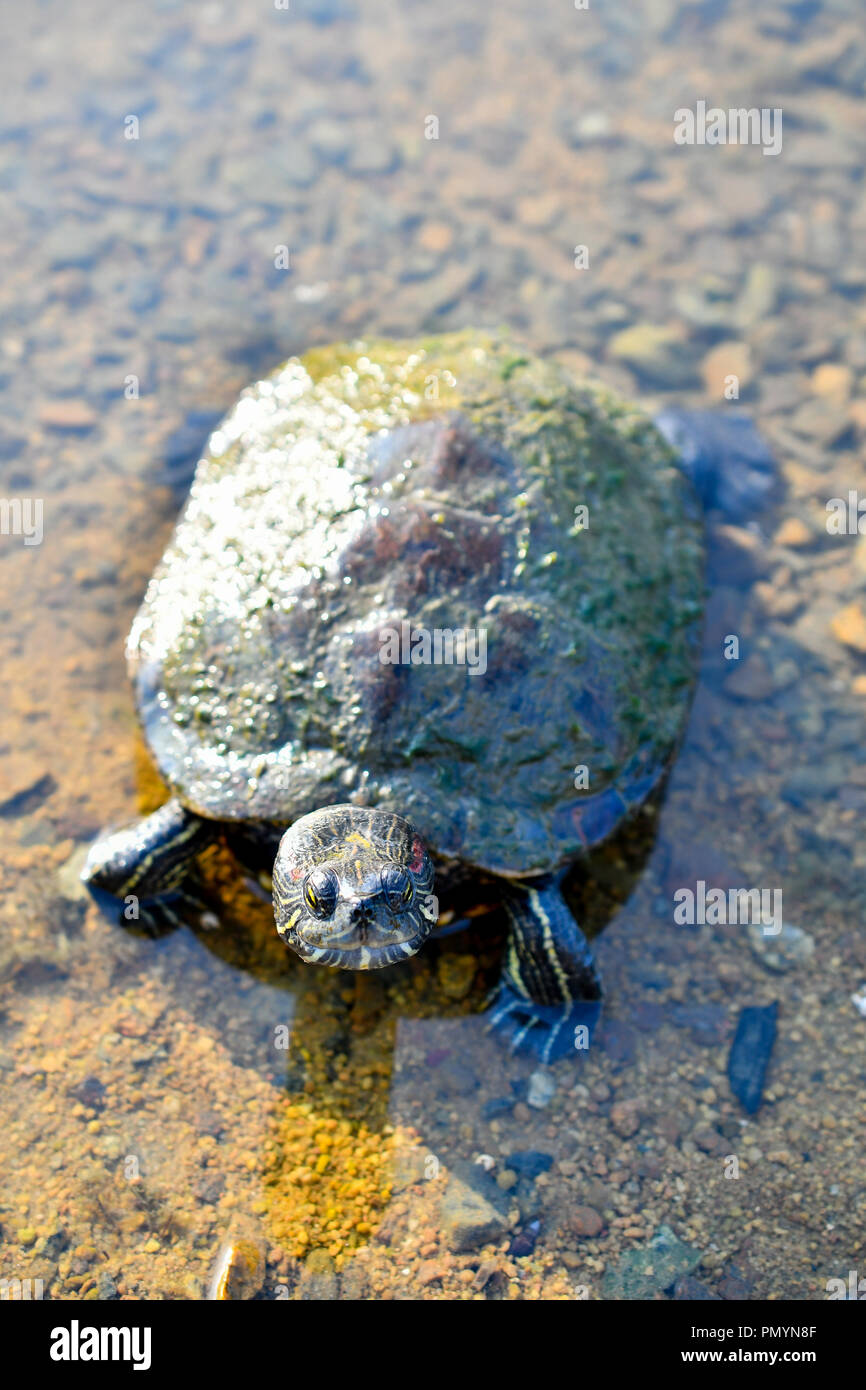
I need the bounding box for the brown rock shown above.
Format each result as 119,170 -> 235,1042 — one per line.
753,580 -> 803,620
831,601 -> 866,653
38,400 -> 97,432
417,221 -> 453,254
811,362 -> 852,405
582,1178 -> 615,1209
610,1101 -> 641,1138
472,1259 -> 501,1289
418,1259 -> 447,1286
773,517 -> 812,548
570,1205 -> 605,1238
724,653 -> 777,700
608,322 -> 698,389
701,341 -> 752,397
692,1127 -> 725,1154
439,1176 -> 507,1253
516,192 -> 562,229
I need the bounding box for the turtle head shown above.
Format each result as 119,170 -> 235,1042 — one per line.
272,805 -> 437,969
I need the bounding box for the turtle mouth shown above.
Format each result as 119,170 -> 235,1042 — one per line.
292,918 -> 433,970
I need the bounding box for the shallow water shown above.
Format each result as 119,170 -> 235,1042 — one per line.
1,0 -> 865,1300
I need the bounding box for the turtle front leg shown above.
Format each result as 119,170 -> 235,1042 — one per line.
487,879 -> 602,1064
81,798 -> 216,932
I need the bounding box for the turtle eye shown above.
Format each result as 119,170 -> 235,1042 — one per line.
303,868 -> 339,919
382,867 -> 413,913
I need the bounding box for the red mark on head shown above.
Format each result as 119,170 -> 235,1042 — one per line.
290,866 -> 302,880
409,836 -> 426,872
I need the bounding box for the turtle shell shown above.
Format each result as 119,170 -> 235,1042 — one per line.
128,332 -> 704,877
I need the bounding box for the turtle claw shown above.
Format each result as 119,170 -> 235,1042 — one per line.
485,982 -> 601,1063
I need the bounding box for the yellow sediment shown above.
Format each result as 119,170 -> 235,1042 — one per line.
263,1103 -> 400,1265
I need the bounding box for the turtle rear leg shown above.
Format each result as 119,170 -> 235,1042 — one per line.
81,798 -> 216,931
486,879 -> 602,1064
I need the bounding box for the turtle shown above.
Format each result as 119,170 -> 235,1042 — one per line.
82,331 -> 774,1062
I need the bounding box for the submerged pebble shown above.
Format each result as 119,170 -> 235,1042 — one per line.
439,1175 -> 507,1252
747,920 -> 815,973
601,1225 -> 702,1300
208,1238 -> 266,1301
727,1003 -> 779,1114
526,1070 -> 556,1109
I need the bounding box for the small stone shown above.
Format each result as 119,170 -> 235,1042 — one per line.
507,1221 -> 541,1258
472,1259 -> 500,1289
38,400 -> 97,432
437,954 -> 476,1000
608,323 -> 698,389
527,1069 -> 556,1109
601,1225 -> 702,1300
193,1173 -> 226,1204
96,1271 -> 119,1300
727,1002 -> 778,1114
56,844 -> 92,902
811,362 -> 852,405
0,772 -> 57,818
724,653 -> 777,701
66,1076 -> 107,1112
692,1127 -> 724,1155
674,1275 -> 721,1301
831,601 -> 866,653
718,1264 -> 754,1300
734,263 -> 778,328
516,192 -> 562,229
348,139 -> 399,176
417,221 -> 453,254
506,1150 -> 553,1180
850,985 -> 866,1019
437,1059 -> 477,1096
297,1249 -> 337,1300
481,1098 -> 514,1121
496,1169 -> 518,1192
610,1101 -> 640,1138
774,517 -> 812,548
747,920 -> 815,973
17,1228 -> 37,1246
701,341 -> 751,397
440,1176 -> 507,1252
570,1206 -> 604,1238
307,118 -> 350,165
208,1238 -> 266,1300
418,1259 -> 446,1286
